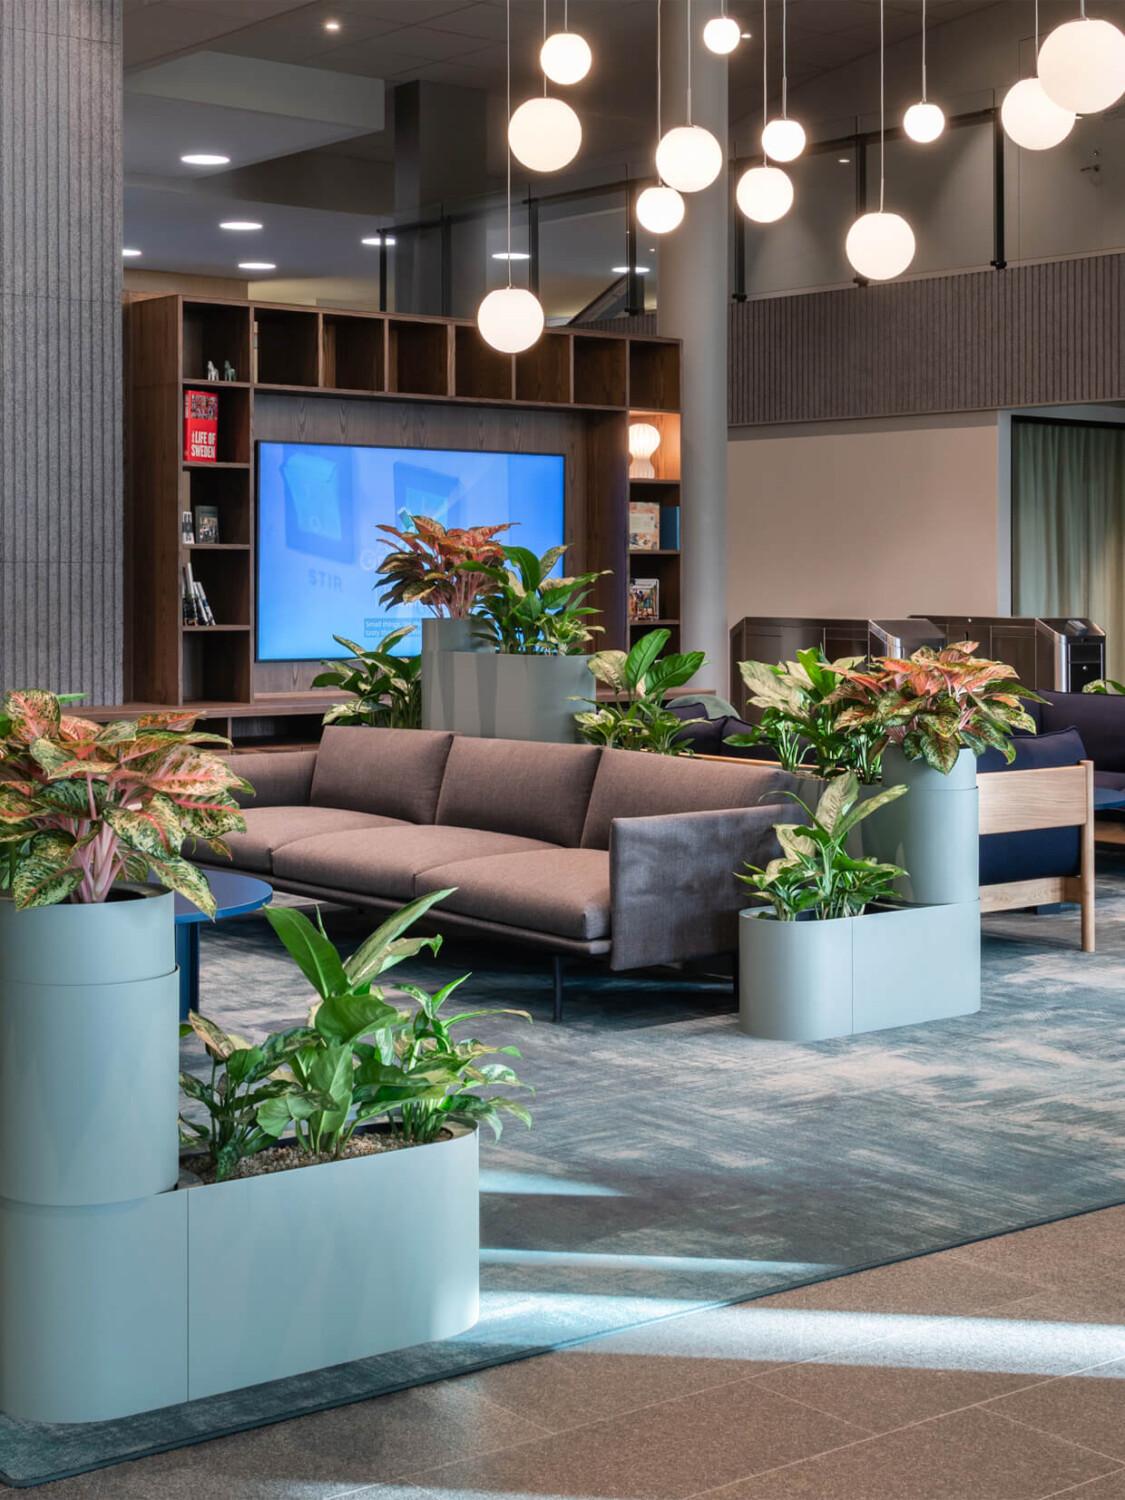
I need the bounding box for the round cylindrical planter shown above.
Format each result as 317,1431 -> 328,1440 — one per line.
863,746 -> 979,906
421,616 -> 480,731
739,908 -> 854,1041
0,889 -> 180,1206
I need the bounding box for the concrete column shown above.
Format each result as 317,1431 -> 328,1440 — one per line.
657,0 -> 729,693
0,0 -> 124,704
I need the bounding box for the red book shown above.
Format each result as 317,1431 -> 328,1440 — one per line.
183,390 -> 219,463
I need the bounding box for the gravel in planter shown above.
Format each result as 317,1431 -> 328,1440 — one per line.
184,1127 -> 452,1185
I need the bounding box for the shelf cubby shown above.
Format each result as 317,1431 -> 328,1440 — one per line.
182,631 -> 251,704
387,318 -> 450,396
322,314 -> 384,393
186,548 -> 251,628
628,339 -> 680,412
181,467 -> 251,545
515,332 -> 572,405
182,384 -> 251,465
627,409 -> 680,482
573,334 -> 627,408
255,308 -> 320,387
454,325 -> 514,401
182,301 -> 251,383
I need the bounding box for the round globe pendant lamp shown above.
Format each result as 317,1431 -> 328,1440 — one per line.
540,0 -> 592,86
902,0 -> 946,142
736,0 -> 793,226
479,0 -> 544,354
1001,0 -> 1075,150
1037,5 -> 1125,114
761,0 -> 806,162
703,8 -> 741,56
637,184 -> 686,234
846,0 -> 915,281
508,96 -> 582,172
655,0 -> 724,193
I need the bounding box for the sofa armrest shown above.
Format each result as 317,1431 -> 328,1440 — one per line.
609,805 -> 784,971
226,750 -> 317,809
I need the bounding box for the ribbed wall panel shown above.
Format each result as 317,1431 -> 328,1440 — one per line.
0,0 -> 123,704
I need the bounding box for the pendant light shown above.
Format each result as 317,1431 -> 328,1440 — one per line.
703,1 -> 741,56
540,0 -> 592,85
510,0 -> 582,172
846,0 -> 915,281
760,0 -> 806,163
479,0 -> 545,354
1038,1 -> 1125,115
902,0 -> 946,142
655,0 -> 724,193
1001,0 -> 1075,151
637,0 -> 687,235
737,0 -> 793,223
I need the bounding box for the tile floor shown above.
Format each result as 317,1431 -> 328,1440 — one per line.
30,1203 -> 1125,1499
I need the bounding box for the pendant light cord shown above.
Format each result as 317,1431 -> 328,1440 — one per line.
542,0 -> 548,96
878,0 -> 885,211
506,0 -> 512,285
761,0 -> 768,164
686,0 -> 693,125
656,0 -> 663,145
921,0 -> 927,101
781,0 -> 789,119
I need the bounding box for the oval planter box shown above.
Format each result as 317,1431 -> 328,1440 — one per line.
447,650 -> 590,743
421,616 -> 481,731
0,888 -> 179,1208
0,1123 -> 480,1423
739,900 -> 981,1042
861,746 -> 980,906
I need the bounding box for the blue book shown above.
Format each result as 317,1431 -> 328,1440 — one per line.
660,505 -> 680,550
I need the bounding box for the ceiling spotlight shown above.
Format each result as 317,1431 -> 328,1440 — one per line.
238,261 -> 276,271
703,15 -> 741,55
636,183 -> 685,234
838,156 -> 851,164
323,18 -> 341,31
741,32 -> 753,40
1000,76 -> 1074,150
219,220 -> 262,231
508,96 -> 582,172
181,153 -> 230,166
361,235 -> 396,247
492,250 -> 531,260
540,30 -> 592,85
612,265 -> 651,274
1037,14 -> 1125,115
122,247 -> 142,258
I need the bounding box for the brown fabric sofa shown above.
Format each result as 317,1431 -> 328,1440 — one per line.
217,728 -> 800,1017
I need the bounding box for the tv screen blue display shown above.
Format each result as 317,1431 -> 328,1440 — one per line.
256,441 -> 565,661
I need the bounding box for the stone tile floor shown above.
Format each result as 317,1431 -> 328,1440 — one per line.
31,1203 -> 1125,1500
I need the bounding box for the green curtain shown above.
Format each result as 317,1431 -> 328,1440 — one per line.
1012,418 -> 1125,679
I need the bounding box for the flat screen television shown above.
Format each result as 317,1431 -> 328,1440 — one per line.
256,440 -> 565,661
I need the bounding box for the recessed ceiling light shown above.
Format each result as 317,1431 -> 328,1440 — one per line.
220,220 -> 262,231
838,156 -> 851,164
122,247 -> 142,258
741,31 -> 753,39
324,18 -> 341,30
361,234 -> 396,247
612,265 -> 650,274
181,153 -> 230,166
238,261 -> 276,271
492,250 -> 531,261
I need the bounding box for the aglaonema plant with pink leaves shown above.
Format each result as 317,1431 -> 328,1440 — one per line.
0,689 -> 248,911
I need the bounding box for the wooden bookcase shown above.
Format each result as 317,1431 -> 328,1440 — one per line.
123,294 -> 682,731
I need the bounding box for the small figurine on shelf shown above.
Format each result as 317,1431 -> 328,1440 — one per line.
222,360 -> 237,382
206,359 -> 220,381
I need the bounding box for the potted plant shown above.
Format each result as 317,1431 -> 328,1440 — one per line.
737,773 -> 980,1040
728,648 -> 882,781
376,517 -> 512,729
574,627 -> 706,753
456,544 -> 607,743
312,624 -> 422,729
829,642 -> 1040,903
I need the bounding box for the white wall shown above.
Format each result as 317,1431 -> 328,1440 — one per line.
726,412 -> 1005,627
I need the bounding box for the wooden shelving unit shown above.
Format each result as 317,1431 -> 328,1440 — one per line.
124,294 -> 682,730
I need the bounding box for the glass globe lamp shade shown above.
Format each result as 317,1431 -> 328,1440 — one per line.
539,30 -> 592,85
903,100 -> 946,143
508,97 -> 582,172
655,125 -> 723,192
1037,16 -> 1125,114
735,165 -> 793,224
761,116 -> 806,163
1000,77 -> 1075,150
476,287 -> 545,354
703,15 -> 741,54
845,211 -> 916,281
636,184 -> 686,234
627,421 -> 662,479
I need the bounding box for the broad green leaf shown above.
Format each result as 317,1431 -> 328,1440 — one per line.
265,905 -> 349,999
315,988 -> 402,1045
343,887 -> 452,987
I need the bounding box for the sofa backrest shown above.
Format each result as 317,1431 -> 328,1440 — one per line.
580,749 -> 800,850
435,736 -> 602,847
978,725 -> 1085,884
310,727 -> 455,823
1040,690 -> 1125,770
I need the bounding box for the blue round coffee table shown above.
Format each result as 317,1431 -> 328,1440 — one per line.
174,869 -> 272,1020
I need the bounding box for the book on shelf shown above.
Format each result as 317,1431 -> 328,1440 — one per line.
183,389 -> 219,463
628,578 -> 660,623
628,500 -> 661,551
659,505 -> 680,550
194,504 -> 220,543
182,563 -> 215,626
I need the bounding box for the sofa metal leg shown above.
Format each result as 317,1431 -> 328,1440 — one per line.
551,955 -> 565,1024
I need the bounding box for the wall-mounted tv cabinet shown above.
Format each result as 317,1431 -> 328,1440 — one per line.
123,294 -> 681,727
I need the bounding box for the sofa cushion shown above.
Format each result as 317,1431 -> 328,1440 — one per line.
310,727 -> 454,823
272,824 -> 557,900
580,749 -> 797,850
978,726 -> 1085,886
435,736 -> 602,847
1041,690 -> 1125,771
668,701 -> 725,754
219,807 -> 405,874
416,848 -> 611,941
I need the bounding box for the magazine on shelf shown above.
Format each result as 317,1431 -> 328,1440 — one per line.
628,500 -> 661,551
628,578 -> 660,622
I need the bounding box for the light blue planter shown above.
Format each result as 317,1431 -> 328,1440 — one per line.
863,746 -> 980,906
421,617 -> 481,731
448,651 -> 590,743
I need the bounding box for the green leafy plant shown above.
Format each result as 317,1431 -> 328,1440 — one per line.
0,689 -> 247,911
1084,678 -> 1125,695
728,649 -> 882,781
830,642 -> 1041,775
312,625 -> 422,729
376,516 -> 513,618
470,545 -> 606,656
737,773 -> 908,921
574,628 -> 706,754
